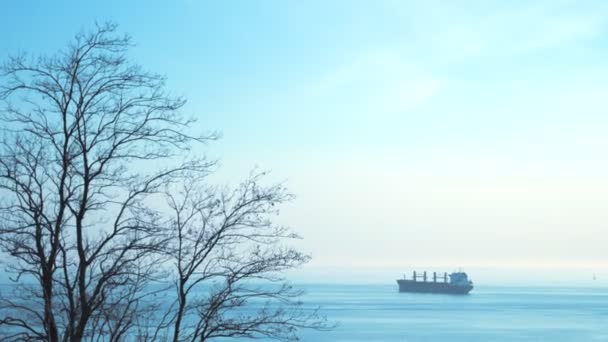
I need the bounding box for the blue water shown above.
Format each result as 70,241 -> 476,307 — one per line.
294,284 -> 608,341
2,283 -> 607,340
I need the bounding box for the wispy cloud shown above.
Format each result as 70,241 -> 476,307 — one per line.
311,50 -> 444,114
393,0 -> 608,62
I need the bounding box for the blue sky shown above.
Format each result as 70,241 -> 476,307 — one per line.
2,0 -> 608,284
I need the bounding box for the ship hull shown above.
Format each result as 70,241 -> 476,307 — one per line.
396,280 -> 473,295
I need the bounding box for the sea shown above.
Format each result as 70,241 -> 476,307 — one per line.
1,283 -> 607,341
293,284 -> 608,341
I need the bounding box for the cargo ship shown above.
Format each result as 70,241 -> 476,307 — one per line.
396,271 -> 473,295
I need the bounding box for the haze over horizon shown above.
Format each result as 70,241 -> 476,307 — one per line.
2,0 -> 608,285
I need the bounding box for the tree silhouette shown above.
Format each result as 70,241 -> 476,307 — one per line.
0,23 -> 328,342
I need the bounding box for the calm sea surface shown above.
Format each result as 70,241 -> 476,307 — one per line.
2,283 -> 606,341
294,284 -> 608,341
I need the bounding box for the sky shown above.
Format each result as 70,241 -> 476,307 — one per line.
2,0 -> 608,285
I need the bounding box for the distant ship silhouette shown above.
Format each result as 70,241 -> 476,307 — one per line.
397,270 -> 474,295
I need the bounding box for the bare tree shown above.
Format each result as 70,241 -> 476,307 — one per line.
155,173 -> 328,342
0,23 -> 327,341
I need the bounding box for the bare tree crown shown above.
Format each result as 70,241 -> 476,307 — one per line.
0,23 -> 328,342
